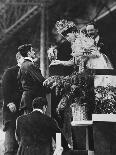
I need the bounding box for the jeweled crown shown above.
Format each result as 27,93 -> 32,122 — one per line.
55,19 -> 76,35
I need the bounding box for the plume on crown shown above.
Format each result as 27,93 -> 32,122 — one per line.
55,19 -> 76,35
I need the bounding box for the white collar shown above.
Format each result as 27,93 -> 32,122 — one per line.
33,109 -> 43,114
95,35 -> 100,44
17,63 -> 21,67
24,57 -> 33,62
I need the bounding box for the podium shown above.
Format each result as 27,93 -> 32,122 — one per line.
71,114 -> 116,155
71,121 -> 94,152
48,65 -> 116,155
92,114 -> 116,155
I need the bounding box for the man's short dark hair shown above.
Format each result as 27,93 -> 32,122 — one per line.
32,97 -> 48,109
18,44 -> 32,57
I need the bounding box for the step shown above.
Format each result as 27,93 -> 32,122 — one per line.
62,150 -> 94,155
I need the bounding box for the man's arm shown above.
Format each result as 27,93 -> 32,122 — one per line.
2,69 -> 17,112
2,69 -> 15,105
28,64 -> 45,83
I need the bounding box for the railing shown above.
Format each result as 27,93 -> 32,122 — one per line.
0,0 -> 54,44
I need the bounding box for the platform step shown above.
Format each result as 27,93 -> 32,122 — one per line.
88,151 -> 94,155
63,150 -> 94,155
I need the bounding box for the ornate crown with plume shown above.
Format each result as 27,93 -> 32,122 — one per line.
55,19 -> 76,35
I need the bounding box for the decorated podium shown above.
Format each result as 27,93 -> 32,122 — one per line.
45,20 -> 116,154
45,65 -> 116,155
92,114 -> 116,155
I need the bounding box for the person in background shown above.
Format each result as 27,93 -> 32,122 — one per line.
2,52 -> 24,155
15,97 -> 70,155
86,23 -> 116,115
45,19 -> 80,147
18,44 -> 46,114
86,23 -> 98,39
48,19 -> 78,67
85,22 -> 113,69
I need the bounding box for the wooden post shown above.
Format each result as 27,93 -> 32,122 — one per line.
40,3 -> 51,117
56,133 -> 61,149
54,133 -> 63,155
40,3 -> 46,77
46,93 -> 51,117
45,7 -> 49,78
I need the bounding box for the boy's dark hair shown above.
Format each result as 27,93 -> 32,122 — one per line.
32,97 -> 48,109
18,44 -> 32,57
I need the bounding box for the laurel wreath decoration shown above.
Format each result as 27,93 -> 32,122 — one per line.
94,86 -> 116,114
44,70 -> 94,113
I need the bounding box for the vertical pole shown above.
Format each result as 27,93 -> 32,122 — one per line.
56,133 -> 61,149
40,3 -> 51,117
46,93 -> 51,117
40,3 -> 46,77
45,7 -> 49,78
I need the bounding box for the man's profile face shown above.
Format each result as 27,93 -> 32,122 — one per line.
18,57 -> 24,66
65,32 -> 76,42
86,24 -> 97,38
16,52 -> 24,66
29,47 -> 36,59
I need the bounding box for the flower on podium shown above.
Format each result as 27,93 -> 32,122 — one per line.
55,19 -> 78,37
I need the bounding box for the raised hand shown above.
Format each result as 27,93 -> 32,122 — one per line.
7,102 -> 16,112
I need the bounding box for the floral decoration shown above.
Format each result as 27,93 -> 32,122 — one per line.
71,33 -> 99,57
55,19 -> 76,35
94,86 -> 116,114
44,70 -> 94,113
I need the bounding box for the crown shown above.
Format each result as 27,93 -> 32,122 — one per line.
55,19 -> 76,35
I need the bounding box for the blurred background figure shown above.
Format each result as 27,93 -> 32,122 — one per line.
2,52 -> 24,155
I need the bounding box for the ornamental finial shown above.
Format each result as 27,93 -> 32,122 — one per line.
55,19 -> 76,35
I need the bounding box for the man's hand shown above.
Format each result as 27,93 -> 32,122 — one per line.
7,102 -> 16,112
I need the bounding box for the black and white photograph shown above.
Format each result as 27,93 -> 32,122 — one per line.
0,0 -> 116,155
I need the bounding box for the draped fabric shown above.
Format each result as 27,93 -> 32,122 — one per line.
85,51 -> 116,114
86,53 -> 113,70
47,31 -> 116,147
86,52 -> 114,87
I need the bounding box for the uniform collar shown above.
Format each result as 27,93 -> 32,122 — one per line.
33,109 -> 43,114
95,35 -> 100,44
24,57 -> 33,62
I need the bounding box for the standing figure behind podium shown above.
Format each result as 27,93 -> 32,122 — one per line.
84,23 -> 116,114
46,20 -> 80,146
18,44 -> 46,114
84,22 -> 113,70
50,21 -> 113,70
48,19 -> 79,67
